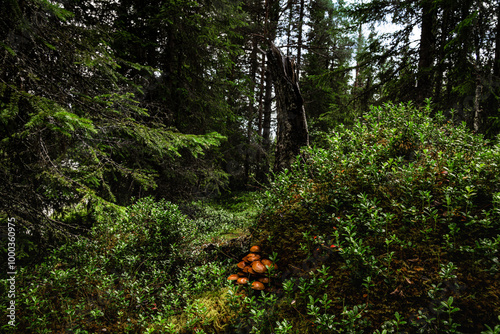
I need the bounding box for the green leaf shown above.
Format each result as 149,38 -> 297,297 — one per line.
0,42 -> 17,56
37,0 -> 74,21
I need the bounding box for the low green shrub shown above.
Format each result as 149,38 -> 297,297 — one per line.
93,197 -> 188,276
251,102 -> 500,333
3,102 -> 500,333
0,196 -> 248,333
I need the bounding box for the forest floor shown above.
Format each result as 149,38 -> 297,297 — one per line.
3,104 -> 500,333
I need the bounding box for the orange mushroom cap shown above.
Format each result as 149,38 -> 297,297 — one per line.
227,274 -> 239,281
261,259 -> 277,270
237,277 -> 249,285
246,253 -> 261,262
261,259 -> 272,266
251,281 -> 265,290
252,261 -> 267,274
250,245 -> 261,253
237,261 -> 246,269
257,277 -> 270,284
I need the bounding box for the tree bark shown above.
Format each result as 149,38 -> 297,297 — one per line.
286,0 -> 294,57
256,50 -> 270,183
473,0 -> 483,133
296,0 -> 305,80
244,37 -> 259,183
495,2 -> 500,80
257,0 -> 280,179
267,43 -> 309,174
256,66 -> 273,182
417,0 -> 436,105
262,68 -> 272,155
433,5 -> 451,107
486,1 -> 500,135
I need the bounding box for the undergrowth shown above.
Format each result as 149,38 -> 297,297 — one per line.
2,102 -> 500,333
250,101 -> 500,333
0,195 -> 256,333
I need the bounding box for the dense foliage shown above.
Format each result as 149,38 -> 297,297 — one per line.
2,0 -> 500,238
251,102 -> 500,332
2,103 -> 500,333
0,0 -> 230,245
0,194 -> 257,333
2,0 -> 500,333
349,0 -> 500,136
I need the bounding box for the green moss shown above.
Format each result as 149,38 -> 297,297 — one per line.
166,288 -> 234,333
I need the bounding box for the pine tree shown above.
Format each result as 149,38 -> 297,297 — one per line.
348,0 -> 500,136
0,0 -> 245,237
301,0 -> 356,130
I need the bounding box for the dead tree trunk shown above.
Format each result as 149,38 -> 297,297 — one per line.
267,43 -> 309,174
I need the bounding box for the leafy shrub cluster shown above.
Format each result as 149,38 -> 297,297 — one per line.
3,102 -> 500,333
1,196 -> 253,333
249,102 -> 500,333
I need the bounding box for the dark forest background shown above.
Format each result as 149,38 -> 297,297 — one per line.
2,0 -> 500,235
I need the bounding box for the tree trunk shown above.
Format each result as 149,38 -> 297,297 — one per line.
244,37 -> 259,183
473,1 -> 483,133
296,0 -> 305,79
257,0 -> 279,180
256,66 -> 273,182
262,68 -> 272,155
474,74 -> 483,132
495,2 -> 500,80
286,0 -> 294,57
485,1 -> 500,135
417,0 -> 436,105
354,25 -> 363,89
267,43 -> 309,174
433,5 -> 451,107
256,49 -> 268,183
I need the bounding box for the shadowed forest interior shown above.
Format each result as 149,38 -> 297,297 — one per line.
1,0 -> 500,333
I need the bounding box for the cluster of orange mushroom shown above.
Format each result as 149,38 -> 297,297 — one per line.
227,245 -> 277,291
